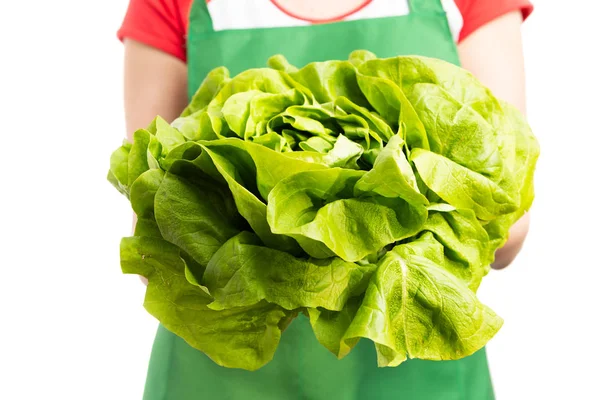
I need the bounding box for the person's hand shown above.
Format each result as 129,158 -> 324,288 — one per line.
491,213 -> 531,269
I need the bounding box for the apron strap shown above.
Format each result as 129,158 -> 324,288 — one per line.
188,0 -> 214,36
407,0 -> 445,14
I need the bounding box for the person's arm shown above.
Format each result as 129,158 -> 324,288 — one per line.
458,10 -> 530,269
124,39 -> 188,284
124,39 -> 188,139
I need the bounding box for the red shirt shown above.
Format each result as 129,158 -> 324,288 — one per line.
118,0 -> 533,62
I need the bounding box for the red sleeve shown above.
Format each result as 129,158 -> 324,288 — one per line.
117,0 -> 193,62
455,0 -> 534,42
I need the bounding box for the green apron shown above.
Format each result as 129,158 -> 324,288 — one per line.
143,1 -> 495,398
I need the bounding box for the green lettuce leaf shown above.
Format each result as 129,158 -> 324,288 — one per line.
344,235 -> 502,366
181,66 -> 230,117
411,148 -> 518,220
289,60 -> 370,107
154,159 -> 246,267
267,166 -> 427,261
204,231 -> 376,311
107,140 -> 131,197
129,168 -> 164,238
127,129 -> 159,186
419,209 -> 493,290
121,236 -> 288,371
307,296 -> 363,358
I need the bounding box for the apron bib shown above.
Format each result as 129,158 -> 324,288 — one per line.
143,1 -> 495,399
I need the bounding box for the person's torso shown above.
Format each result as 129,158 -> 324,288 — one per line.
142,1 -> 495,399
186,0 -> 463,94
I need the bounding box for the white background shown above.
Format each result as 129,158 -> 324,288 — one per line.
1,1 -> 599,399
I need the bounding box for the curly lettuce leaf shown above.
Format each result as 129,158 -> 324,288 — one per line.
181,66 -> 230,117
411,148 -> 518,220
154,159 -> 246,267
267,167 -> 427,261
204,231 -> 376,311
309,234 -> 502,366
288,60 -> 370,107
129,168 -> 164,238
107,140 -> 131,197
267,136 -> 429,261
121,236 -> 288,371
